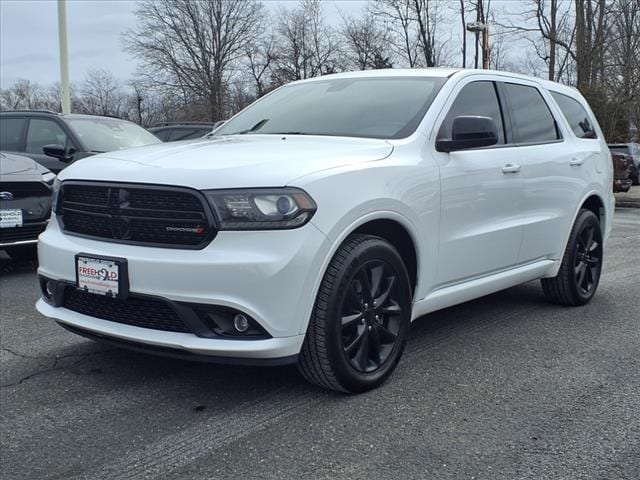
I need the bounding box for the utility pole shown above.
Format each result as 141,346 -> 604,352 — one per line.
57,0 -> 71,114
482,24 -> 489,69
466,21 -> 489,69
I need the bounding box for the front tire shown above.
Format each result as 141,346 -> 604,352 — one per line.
541,209 -> 603,306
298,234 -> 412,393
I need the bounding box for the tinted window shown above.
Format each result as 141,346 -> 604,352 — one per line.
26,119 -> 68,154
438,81 -> 505,144
551,92 -> 597,139
504,83 -> 559,143
215,77 -> 447,140
151,128 -> 171,141
168,128 -> 209,141
0,117 -> 27,151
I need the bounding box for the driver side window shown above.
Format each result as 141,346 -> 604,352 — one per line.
438,81 -> 506,145
26,119 -> 68,154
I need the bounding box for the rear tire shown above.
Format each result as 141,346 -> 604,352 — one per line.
541,209 -> 603,306
298,234 -> 412,393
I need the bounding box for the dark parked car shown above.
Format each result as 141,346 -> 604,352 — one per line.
608,143 -> 640,185
0,151 -> 54,260
611,152 -> 633,193
0,110 -> 161,173
148,121 -> 224,142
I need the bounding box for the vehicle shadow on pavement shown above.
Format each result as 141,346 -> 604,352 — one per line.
12,282 -> 549,398
0,254 -> 38,276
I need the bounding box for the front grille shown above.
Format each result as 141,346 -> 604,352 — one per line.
0,223 -> 47,244
63,287 -> 191,333
58,182 -> 215,248
0,182 -> 50,199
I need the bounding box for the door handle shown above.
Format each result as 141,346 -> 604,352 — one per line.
569,158 -> 584,166
502,164 -> 521,174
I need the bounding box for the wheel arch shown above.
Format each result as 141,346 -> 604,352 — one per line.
548,190 -> 609,279
351,219 -> 418,298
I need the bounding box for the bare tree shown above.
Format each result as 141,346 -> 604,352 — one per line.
0,80 -> 44,110
575,0 -> 612,90
374,0 -> 420,67
412,0 -> 441,67
78,69 -> 125,117
374,0 -> 448,67
459,0 -> 468,67
124,0 -> 263,121
245,34 -> 277,97
272,0 -> 340,83
341,6 -> 394,70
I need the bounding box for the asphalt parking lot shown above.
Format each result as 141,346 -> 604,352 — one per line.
1,208 -> 638,480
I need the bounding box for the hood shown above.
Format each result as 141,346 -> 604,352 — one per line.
1,152 -> 52,183
58,135 -> 394,188
0,152 -> 44,176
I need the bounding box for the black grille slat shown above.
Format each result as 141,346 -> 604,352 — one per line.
63,287 -> 191,333
0,182 -> 50,198
0,224 -> 47,243
63,185 -> 110,205
58,183 -> 215,248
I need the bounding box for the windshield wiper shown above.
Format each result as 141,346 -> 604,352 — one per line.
231,118 -> 270,135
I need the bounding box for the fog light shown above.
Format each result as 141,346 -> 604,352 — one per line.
46,280 -> 56,297
233,314 -> 250,333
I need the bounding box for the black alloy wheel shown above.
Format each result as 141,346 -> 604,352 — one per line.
573,222 -> 602,296
299,234 -> 412,393
542,209 -> 603,306
340,260 -> 403,373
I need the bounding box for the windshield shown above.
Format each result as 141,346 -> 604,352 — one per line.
214,76 -> 447,140
67,117 -> 161,152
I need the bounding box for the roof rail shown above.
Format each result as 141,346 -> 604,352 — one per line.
0,109 -> 59,115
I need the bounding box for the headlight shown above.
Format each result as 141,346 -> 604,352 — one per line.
204,188 -> 316,230
42,172 -> 56,185
51,177 -> 61,212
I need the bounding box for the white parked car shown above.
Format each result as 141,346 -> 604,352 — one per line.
36,69 -> 614,393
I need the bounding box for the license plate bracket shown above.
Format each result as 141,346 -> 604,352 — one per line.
0,209 -> 23,228
75,253 -> 129,299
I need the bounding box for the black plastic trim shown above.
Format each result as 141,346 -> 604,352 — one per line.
56,322 -> 297,366
40,277 -> 272,340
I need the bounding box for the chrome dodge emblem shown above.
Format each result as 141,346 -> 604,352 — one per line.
0,191 -> 14,200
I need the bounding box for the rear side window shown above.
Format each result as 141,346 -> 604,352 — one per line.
551,92 -> 597,139
503,83 -> 560,144
438,81 -> 505,144
168,128 -> 207,141
0,117 -> 27,151
152,128 -> 171,141
26,119 -> 68,154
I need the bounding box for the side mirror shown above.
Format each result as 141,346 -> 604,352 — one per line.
43,144 -> 75,163
436,116 -> 499,153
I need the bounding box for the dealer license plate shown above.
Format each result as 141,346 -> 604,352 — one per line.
75,254 -> 128,298
0,209 -> 22,228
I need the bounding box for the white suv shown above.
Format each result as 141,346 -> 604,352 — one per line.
36,69 -> 614,393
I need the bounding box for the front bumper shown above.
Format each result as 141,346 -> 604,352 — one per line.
0,221 -> 48,247
36,218 -> 332,360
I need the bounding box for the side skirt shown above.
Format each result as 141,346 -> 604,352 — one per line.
411,259 -> 559,320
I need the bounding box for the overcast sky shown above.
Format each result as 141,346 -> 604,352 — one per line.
0,0 -> 368,89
